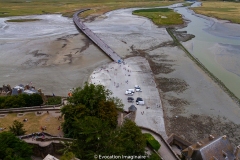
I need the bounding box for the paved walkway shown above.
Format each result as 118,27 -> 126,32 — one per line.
73,9 -> 123,64
141,128 -> 179,160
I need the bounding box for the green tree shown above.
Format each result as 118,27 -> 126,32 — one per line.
71,116 -> 116,159
9,120 -> 26,136
61,104 -> 90,138
2,96 -> 26,108
67,82 -> 123,110
18,94 -> 31,107
62,83 -> 122,137
29,93 -> 43,106
67,118 -> 146,159
0,132 -> 32,160
118,119 -> 146,156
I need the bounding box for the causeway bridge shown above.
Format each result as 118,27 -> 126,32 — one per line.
73,9 -> 123,64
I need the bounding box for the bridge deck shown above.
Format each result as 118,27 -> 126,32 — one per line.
73,9 -> 123,64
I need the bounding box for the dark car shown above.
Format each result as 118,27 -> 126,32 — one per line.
128,97 -> 134,102
136,97 -> 143,102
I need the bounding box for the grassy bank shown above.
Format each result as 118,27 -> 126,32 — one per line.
166,28 -> 240,106
6,19 -> 40,22
0,0 -> 181,18
133,8 -> 183,25
192,1 -> 240,24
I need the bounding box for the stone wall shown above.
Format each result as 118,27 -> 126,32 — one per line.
30,142 -> 65,158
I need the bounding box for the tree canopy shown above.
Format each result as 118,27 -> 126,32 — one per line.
68,118 -> 146,160
9,120 -> 26,136
0,93 -> 43,109
0,132 -> 32,160
61,83 -> 147,159
61,83 -> 123,137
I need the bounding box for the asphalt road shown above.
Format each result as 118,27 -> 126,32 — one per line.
73,9 -> 123,64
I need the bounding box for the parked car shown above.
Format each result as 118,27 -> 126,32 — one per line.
127,97 -> 134,102
125,90 -> 133,95
135,85 -> 140,89
135,87 -> 142,92
136,101 -> 144,105
127,89 -> 135,93
136,97 -> 143,102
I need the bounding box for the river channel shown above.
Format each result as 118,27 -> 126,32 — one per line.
175,2 -> 240,98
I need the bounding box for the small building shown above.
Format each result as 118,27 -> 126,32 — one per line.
182,135 -> 240,160
124,105 -> 137,122
128,105 -> 137,112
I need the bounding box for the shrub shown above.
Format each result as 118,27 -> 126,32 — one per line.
46,96 -> 61,105
144,133 -> 161,151
0,93 -> 43,109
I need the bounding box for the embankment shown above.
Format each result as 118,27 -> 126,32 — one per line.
166,28 -> 240,107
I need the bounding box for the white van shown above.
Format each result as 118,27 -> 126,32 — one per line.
136,101 -> 144,105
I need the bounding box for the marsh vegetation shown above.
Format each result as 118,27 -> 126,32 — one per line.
0,0 -> 179,18
192,1 -> 240,24
133,8 -> 183,25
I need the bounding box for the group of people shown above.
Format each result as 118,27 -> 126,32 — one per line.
31,132 -> 45,141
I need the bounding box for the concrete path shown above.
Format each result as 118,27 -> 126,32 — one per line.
141,128 -> 179,160
73,9 -> 123,63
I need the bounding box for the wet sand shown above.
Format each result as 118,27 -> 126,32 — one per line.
0,33 -> 111,96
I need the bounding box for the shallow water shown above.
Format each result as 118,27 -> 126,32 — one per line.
175,3 -> 240,98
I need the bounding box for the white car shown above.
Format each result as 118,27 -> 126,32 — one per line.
135,85 -> 140,88
135,88 -> 142,92
125,90 -> 133,95
136,101 -> 144,105
135,85 -> 142,92
127,89 -> 135,93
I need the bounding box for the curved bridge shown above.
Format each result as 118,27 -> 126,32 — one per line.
73,9 -> 123,64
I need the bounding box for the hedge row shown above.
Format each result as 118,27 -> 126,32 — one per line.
144,133 -> 161,151
46,96 -> 61,105
0,94 -> 43,109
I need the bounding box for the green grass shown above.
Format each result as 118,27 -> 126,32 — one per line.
0,0 -> 181,18
144,133 -> 161,151
133,8 -> 183,25
6,19 -> 40,22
